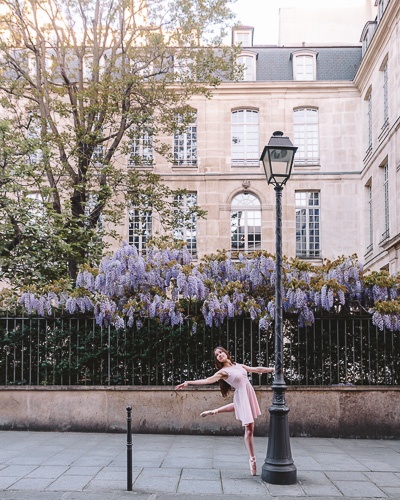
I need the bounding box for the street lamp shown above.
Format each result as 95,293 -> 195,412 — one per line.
259,131 -> 297,485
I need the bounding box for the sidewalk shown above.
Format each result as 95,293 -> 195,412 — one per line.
0,431 -> 400,499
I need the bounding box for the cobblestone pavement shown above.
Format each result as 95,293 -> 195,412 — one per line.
1,432 -> 400,499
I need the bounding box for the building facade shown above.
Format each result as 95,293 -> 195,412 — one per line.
122,0 -> 399,273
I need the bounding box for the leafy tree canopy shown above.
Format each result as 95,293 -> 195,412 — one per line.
0,0 -> 240,285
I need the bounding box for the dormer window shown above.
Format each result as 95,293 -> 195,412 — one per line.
292,50 -> 317,81
360,21 -> 377,56
377,0 -> 389,22
232,27 -> 254,47
237,51 -> 257,81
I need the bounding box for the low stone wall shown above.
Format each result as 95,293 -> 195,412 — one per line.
1,386 -> 399,438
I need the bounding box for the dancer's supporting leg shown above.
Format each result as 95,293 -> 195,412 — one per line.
244,422 -> 257,475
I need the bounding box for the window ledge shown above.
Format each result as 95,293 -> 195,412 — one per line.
128,164 -> 154,169
379,230 -> 390,245
171,164 -> 198,170
231,160 -> 260,168
380,232 -> 400,250
295,255 -> 322,262
364,246 -> 373,259
378,121 -> 389,142
293,163 -> 321,169
363,146 -> 373,164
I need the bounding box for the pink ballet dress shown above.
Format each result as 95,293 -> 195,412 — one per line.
223,363 -> 261,426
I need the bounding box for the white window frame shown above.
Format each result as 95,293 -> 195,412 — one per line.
366,182 -> 373,253
378,0 -> 389,21
295,191 -> 321,258
129,128 -> 153,167
361,21 -> 377,56
382,163 -> 389,242
232,28 -> 254,47
293,108 -> 319,166
27,116 -> 44,164
381,58 -> 389,128
173,112 -> 197,166
230,193 -> 261,252
292,50 -> 317,81
85,194 -> 103,231
92,113 -> 104,163
174,193 -> 198,256
366,90 -> 373,153
128,206 -> 152,253
231,109 -> 259,167
237,51 -> 257,81
173,50 -> 194,79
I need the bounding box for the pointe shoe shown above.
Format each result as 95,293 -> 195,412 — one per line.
200,410 -> 217,418
249,456 -> 257,476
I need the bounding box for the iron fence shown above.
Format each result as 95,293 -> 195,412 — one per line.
0,315 -> 399,386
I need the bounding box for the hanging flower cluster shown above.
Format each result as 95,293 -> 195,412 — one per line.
19,243 -> 400,332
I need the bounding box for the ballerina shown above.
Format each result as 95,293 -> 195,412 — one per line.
175,346 -> 274,476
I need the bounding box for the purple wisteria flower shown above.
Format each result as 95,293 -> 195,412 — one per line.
17,242 -> 400,332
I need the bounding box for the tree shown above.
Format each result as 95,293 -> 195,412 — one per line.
0,0 -> 239,286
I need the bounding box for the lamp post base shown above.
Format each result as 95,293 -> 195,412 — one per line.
261,387 -> 297,485
261,463 -> 297,485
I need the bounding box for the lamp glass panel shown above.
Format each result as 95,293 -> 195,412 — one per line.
268,148 -> 294,177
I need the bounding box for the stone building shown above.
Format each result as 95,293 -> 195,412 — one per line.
124,0 -> 399,273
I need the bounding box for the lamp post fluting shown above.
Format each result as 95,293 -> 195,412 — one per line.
259,131 -> 297,485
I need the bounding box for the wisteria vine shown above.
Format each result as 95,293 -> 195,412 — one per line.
19,242 -> 400,332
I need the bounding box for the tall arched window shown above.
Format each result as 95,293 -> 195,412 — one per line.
231,109 -> 259,167
231,193 -> 261,251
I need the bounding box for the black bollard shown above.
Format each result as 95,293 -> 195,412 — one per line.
126,404 -> 133,491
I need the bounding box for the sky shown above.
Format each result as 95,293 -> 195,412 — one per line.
231,0 -> 371,45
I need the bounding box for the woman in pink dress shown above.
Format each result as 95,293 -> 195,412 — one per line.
175,346 -> 275,476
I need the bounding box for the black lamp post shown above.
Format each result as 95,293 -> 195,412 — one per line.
259,131 -> 298,485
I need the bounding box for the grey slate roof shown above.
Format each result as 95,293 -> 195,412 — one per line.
254,46 -> 362,81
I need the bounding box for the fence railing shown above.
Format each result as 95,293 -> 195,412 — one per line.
0,315 -> 399,386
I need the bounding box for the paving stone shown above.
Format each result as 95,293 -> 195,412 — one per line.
222,477 -> 271,495
25,466 -> 69,479
8,477 -> 54,491
380,486 -> 400,498
0,477 -> 18,490
62,466 -> 103,476
364,472 -> 400,487
266,482 -> 306,497
44,475 -> 92,491
326,471 -> 369,481
177,479 -> 223,494
0,465 -> 38,477
84,479 -> 126,491
181,468 -> 221,480
334,480 -> 387,497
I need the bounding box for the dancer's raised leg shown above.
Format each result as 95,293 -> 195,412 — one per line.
200,402 -> 234,417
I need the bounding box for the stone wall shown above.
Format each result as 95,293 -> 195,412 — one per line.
1,386 -> 399,438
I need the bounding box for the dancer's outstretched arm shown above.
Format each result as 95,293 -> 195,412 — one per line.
175,371 -> 224,390
242,365 -> 275,374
